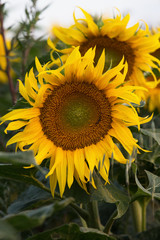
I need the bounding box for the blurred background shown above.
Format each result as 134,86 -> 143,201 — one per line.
3,0 -> 160,38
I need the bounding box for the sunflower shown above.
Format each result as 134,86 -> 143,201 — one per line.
0,34 -> 12,83
48,8 -> 160,99
1,48 -> 152,197
149,27 -> 160,59
143,27 -> 160,112
145,75 -> 160,112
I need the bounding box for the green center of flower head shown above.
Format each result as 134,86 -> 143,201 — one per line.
60,93 -> 99,130
40,82 -> 112,151
79,36 -> 135,78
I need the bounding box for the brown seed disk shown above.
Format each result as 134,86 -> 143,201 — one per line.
40,81 -> 112,151
79,36 -> 135,79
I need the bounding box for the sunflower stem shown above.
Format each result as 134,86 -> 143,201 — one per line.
70,202 -> 89,222
78,204 -> 88,227
131,198 -> 149,233
131,200 -> 142,233
87,200 -> 102,230
103,209 -> 117,234
141,198 -> 147,232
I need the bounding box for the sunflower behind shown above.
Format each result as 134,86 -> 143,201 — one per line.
48,8 -> 160,100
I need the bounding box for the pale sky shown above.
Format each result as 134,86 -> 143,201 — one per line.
3,0 -> 160,38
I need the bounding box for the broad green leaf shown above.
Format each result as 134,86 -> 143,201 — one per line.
27,223 -> 115,240
2,199 -> 74,231
0,220 -> 20,240
0,151 -> 52,196
91,174 -> 130,219
8,184 -> 51,214
131,188 -> 150,202
133,163 -> 160,200
139,128 -> 160,145
0,151 -> 37,166
0,165 -> 47,189
0,151 -> 48,188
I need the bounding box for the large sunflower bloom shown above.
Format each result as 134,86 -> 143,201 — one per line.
1,48 -> 152,197
48,8 -> 160,99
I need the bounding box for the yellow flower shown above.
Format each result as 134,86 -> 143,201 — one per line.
1,48 -> 152,197
49,8 -> 160,99
146,75 -> 160,112
143,27 -> 160,112
0,34 -> 12,83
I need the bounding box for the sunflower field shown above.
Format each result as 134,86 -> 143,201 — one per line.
1,1 -> 160,240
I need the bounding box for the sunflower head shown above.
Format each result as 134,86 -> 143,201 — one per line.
1,47 -> 152,197
49,8 -> 160,100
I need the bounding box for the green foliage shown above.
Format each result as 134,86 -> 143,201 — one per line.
92,173 -> 130,219
0,220 -> 20,240
27,223 -> 114,240
135,169 -> 160,200
2,199 -> 74,231
134,227 -> 160,240
0,151 -> 36,166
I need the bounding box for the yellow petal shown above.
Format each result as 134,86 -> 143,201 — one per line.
1,108 -> 40,124
47,38 -> 73,54
35,137 -> 54,165
34,84 -> 52,107
46,147 -> 63,177
49,155 -> 58,197
35,57 -> 43,73
79,8 -> 99,36
18,80 -> 34,106
97,57 -> 125,89
55,148 -> 67,197
74,149 -> 85,182
67,150 -> 74,188
94,49 -> 105,78
113,144 -> 129,164
4,120 -> 28,134
53,27 -> 78,45
84,145 -> 97,173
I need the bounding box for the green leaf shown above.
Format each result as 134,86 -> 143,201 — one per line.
0,151 -> 49,191
91,174 -> 130,219
133,164 -> 160,200
131,188 -> 150,202
0,150 -> 46,174
27,223 -> 115,240
0,151 -> 36,166
0,220 -> 20,240
8,183 -> 51,214
2,199 -> 74,231
0,165 -> 44,188
139,128 -> 160,145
